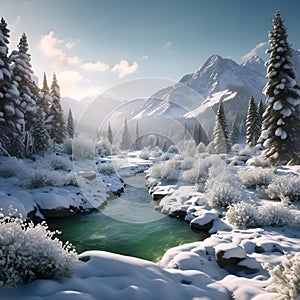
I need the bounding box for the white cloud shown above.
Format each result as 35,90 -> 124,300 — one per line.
38,31 -> 81,68
163,41 -> 172,49
241,42 -> 267,62
111,60 -> 138,78
142,55 -> 149,59
81,61 -> 110,72
57,70 -> 83,97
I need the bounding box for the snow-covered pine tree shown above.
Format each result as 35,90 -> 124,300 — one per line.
133,121 -> 141,150
119,118 -> 131,150
230,119 -> 239,145
246,95 -> 257,147
212,117 -> 227,154
0,18 -> 23,156
214,100 -> 231,153
255,99 -> 264,144
48,73 -> 67,145
107,122 -> 113,144
259,11 -> 300,165
67,108 -> 75,138
39,73 -> 52,120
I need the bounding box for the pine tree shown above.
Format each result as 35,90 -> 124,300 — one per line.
212,118 -> 227,154
119,118 -> 131,150
39,73 -> 52,120
48,73 -> 67,144
255,99 -> 264,144
230,119 -> 239,145
107,122 -> 113,144
0,18 -> 23,156
134,121 -> 141,150
259,11 -> 300,165
192,123 -> 202,145
214,100 -> 231,153
246,95 -> 257,147
67,108 -> 75,138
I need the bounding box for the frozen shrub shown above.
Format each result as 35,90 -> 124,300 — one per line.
266,176 -> 300,202
258,203 -> 297,227
0,216 -> 77,287
140,147 -> 150,160
266,252 -> 300,299
231,143 -> 240,153
98,162 -> 115,175
61,138 -> 73,155
19,169 -> 65,188
181,168 -> 198,184
183,140 -> 196,157
225,201 -> 260,229
148,160 -> 180,181
239,167 -> 275,188
196,142 -> 206,154
246,155 -> 272,167
239,147 -> 256,157
72,137 -> 95,160
0,157 -> 28,178
65,171 -> 79,187
96,138 -> 112,156
35,154 -> 71,171
206,164 -> 243,208
181,157 -> 194,170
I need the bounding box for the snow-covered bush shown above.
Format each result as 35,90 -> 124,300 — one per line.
19,169 -> 65,188
72,137 -> 95,160
61,138 -> 73,155
266,252 -> 300,299
246,155 -> 272,168
148,159 -> 180,181
181,157 -> 194,170
96,138 -> 112,157
225,201 -> 260,229
0,157 -> 28,178
65,171 -> 79,187
97,162 -> 115,175
239,147 -> 256,157
181,168 -> 198,184
34,154 -> 71,171
196,142 -> 206,154
183,140 -> 196,157
206,164 -> 243,208
231,143 -> 240,153
239,167 -> 275,188
266,175 -> 300,202
140,147 -> 150,160
0,215 -> 77,287
258,203 -> 297,227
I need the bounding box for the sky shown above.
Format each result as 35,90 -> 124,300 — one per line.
1,0 -> 300,100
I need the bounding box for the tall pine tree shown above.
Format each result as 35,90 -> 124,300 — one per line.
48,73 -> 67,145
213,100 -> 231,153
255,99 -> 264,144
212,118 -> 227,154
259,11 -> 300,165
246,95 -> 257,147
119,118 -> 131,150
67,108 -> 75,138
107,122 -> 113,144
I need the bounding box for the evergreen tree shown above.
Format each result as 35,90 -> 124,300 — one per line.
212,118 -> 226,154
214,100 -> 231,153
67,108 -> 75,138
134,121 -> 141,150
246,95 -> 257,147
0,18 -> 22,156
10,33 -> 37,131
230,119 -> 239,145
119,118 -> 131,150
192,123 -> 202,145
48,73 -> 67,144
259,11 -> 300,165
39,73 -> 52,120
255,99 -> 264,144
107,122 -> 113,144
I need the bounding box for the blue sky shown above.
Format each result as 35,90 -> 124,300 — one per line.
1,0 -> 300,99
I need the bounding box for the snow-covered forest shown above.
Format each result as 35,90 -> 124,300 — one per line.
1,10 -> 300,300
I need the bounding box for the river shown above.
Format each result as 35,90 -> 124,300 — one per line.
48,174 -> 207,262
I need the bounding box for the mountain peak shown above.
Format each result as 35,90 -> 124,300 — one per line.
242,55 -> 265,76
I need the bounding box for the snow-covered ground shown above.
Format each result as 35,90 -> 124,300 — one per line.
0,149 -> 300,299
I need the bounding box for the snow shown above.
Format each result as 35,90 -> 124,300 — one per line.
273,100 -> 282,110
280,107 -> 292,117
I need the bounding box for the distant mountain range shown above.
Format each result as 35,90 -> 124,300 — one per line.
63,50 -> 300,139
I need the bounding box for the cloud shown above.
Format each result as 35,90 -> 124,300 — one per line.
57,70 -> 83,97
81,60 -> 110,72
241,42 -> 267,62
111,60 -> 138,78
163,41 -> 172,49
142,55 -> 149,59
38,31 -> 81,68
